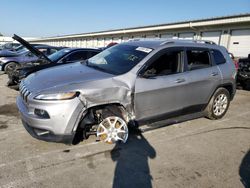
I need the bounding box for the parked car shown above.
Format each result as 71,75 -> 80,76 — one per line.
16,39 -> 236,145
0,46 -> 62,74
0,43 -> 46,58
7,35 -> 102,86
237,54 -> 250,89
0,42 -> 20,51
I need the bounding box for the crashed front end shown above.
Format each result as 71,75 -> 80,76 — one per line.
17,82 -> 87,144
16,43 -> 152,144
16,75 -> 133,145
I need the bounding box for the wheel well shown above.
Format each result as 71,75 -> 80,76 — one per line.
72,103 -> 128,145
221,84 -> 234,100
3,61 -> 19,70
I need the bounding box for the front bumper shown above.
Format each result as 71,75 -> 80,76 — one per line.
22,120 -> 75,144
16,95 -> 86,144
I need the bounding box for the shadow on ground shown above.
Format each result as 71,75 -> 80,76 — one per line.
111,128 -> 156,188
239,149 -> 250,188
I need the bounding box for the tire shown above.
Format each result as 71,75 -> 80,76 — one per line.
4,62 -> 18,74
96,106 -> 129,144
205,88 -> 230,120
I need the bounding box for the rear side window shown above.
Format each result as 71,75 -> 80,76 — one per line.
211,50 -> 226,65
186,49 -> 211,70
49,48 -> 59,55
38,48 -> 48,55
87,51 -> 100,59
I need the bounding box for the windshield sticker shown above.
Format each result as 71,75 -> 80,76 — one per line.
136,47 -> 152,53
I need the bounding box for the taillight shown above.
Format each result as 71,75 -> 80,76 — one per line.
233,60 -> 239,70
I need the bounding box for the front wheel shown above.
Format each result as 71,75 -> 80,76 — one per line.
4,62 -> 18,74
205,88 -> 230,120
96,108 -> 129,144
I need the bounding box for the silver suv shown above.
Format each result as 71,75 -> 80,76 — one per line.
16,39 -> 236,144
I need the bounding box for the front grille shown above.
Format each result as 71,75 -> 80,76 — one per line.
19,82 -> 31,103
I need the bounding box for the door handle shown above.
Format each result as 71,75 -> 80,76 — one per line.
211,72 -> 219,76
175,78 -> 186,83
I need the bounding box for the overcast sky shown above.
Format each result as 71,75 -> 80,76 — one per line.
1,0 -> 250,38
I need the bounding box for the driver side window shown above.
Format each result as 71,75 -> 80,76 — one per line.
145,50 -> 183,76
65,51 -> 88,62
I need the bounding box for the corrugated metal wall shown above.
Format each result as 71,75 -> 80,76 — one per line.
30,15 -> 250,57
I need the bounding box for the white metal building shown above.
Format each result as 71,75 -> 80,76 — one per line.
0,36 -> 36,45
30,14 -> 250,57
0,36 -> 14,45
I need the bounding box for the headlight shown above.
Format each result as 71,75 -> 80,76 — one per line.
34,92 -> 78,100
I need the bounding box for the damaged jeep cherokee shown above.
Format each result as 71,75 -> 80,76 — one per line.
16,39 -> 236,144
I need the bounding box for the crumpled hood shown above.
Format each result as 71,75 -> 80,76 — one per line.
23,62 -> 114,92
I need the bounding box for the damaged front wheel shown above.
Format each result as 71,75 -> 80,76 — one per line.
97,116 -> 128,144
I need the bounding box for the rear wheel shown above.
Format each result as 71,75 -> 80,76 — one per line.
4,62 -> 18,74
96,107 -> 129,144
205,88 -> 230,120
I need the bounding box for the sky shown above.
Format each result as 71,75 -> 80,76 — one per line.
1,0 -> 250,38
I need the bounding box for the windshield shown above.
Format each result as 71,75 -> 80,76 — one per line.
87,44 -> 151,75
48,48 -> 70,62
15,45 -> 26,52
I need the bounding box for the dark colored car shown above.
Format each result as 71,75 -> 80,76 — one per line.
0,42 -> 20,51
7,35 -> 101,87
237,54 -> 250,89
0,45 -> 63,73
0,43 -> 47,58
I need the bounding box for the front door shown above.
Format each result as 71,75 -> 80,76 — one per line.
134,48 -> 189,121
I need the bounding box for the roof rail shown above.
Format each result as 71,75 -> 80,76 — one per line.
127,38 -> 217,45
160,39 -> 217,45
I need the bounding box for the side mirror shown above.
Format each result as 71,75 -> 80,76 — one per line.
141,69 -> 157,78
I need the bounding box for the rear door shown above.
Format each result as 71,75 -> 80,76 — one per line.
183,47 -> 221,108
